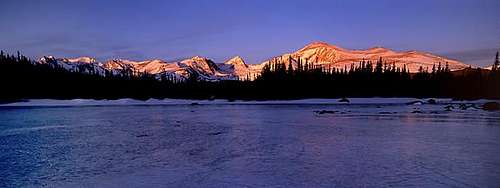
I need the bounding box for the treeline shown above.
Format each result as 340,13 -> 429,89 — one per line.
255,56 -> 500,99
0,51 -> 499,101
0,51 -> 255,100
0,51 -> 162,101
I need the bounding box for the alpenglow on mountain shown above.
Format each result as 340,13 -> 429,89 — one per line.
38,42 -> 470,81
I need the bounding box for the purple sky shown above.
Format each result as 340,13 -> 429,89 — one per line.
0,0 -> 498,66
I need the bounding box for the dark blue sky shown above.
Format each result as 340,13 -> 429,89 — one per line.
0,0 -> 498,66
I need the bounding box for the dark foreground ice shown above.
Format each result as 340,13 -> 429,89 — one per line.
1,99 -> 500,187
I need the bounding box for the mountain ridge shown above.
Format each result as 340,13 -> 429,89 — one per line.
38,42 -> 471,81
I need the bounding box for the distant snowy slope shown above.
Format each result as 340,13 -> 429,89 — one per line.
37,41 -> 471,81
261,42 -> 469,73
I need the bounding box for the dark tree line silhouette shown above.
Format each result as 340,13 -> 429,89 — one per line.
255,56 -> 500,99
0,51 -> 499,102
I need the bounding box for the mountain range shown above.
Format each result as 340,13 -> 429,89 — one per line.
38,42 -> 471,81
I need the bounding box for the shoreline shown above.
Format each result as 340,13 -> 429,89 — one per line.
1,97 -> 498,107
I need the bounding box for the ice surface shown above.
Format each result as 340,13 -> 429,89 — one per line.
1,101 -> 499,187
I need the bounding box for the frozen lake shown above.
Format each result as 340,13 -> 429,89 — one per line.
1,99 -> 500,187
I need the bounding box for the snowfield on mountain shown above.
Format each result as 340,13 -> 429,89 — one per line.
38,42 -> 470,81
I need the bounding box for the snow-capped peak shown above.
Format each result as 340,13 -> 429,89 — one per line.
224,56 -> 247,67
35,41 -> 473,81
190,56 -> 208,61
38,56 -> 96,64
65,57 -> 96,64
288,41 -> 469,72
39,56 -> 56,63
299,41 -> 346,52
